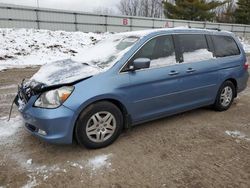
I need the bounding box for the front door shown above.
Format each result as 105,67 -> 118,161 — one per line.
121,35 -> 185,123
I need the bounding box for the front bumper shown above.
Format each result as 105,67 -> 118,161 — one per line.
18,96 -> 76,144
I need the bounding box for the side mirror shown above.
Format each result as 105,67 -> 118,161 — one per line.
130,58 -> 151,71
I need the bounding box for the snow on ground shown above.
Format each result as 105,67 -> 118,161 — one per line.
15,153 -> 113,187
225,130 -> 250,141
0,114 -> 113,187
0,84 -> 17,90
67,154 -> 112,172
0,116 -> 23,138
88,154 -> 112,171
26,159 -> 33,165
0,28 -> 108,71
0,114 -> 113,170
9,145 -> 113,187
21,175 -> 38,188
239,38 -> 250,53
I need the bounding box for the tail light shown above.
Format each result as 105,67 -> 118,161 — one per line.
244,61 -> 249,70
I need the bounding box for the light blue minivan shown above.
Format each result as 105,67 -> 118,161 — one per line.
15,28 -> 249,148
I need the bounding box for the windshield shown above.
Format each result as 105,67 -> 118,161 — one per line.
73,35 -> 139,69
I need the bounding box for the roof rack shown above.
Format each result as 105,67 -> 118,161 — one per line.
208,28 -> 221,31
188,26 -> 221,31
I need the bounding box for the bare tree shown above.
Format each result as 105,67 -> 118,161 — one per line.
92,7 -> 115,15
118,0 -> 164,18
216,0 -> 236,23
118,0 -> 139,16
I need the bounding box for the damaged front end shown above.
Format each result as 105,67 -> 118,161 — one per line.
17,80 -> 45,107
10,58 -> 104,114
9,78 -> 79,144
17,79 -> 47,108
8,80 -> 45,120
10,74 -> 92,120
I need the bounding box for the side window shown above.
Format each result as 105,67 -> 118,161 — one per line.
212,35 -> 240,57
133,37 -> 157,59
178,34 -> 214,63
126,35 -> 176,70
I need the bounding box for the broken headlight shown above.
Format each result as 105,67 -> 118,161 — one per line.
34,86 -> 74,108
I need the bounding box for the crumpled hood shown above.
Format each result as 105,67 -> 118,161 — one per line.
29,59 -> 102,87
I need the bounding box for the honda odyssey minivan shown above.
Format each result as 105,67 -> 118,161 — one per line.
15,28 -> 249,148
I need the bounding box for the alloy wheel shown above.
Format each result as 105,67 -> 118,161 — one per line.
86,111 -> 116,143
220,86 -> 233,107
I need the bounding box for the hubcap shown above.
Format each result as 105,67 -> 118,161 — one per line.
86,111 -> 116,143
220,86 -> 233,107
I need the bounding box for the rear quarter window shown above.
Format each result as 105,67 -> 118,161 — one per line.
212,35 -> 240,57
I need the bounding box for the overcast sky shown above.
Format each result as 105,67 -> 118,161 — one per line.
0,0 -> 120,13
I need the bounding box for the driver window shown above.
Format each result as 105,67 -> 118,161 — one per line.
126,35 -> 176,70
133,38 -> 157,59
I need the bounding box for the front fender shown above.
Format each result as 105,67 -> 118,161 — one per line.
63,92 -> 132,132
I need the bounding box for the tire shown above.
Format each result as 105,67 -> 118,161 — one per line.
75,101 -> 123,149
213,81 -> 236,111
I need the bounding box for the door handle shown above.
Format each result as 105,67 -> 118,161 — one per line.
168,70 -> 179,76
186,68 -> 196,73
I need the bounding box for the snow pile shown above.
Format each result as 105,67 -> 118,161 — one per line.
88,154 -> 112,170
239,37 -> 250,53
0,116 -> 23,138
0,27 -> 200,72
1,28 -> 249,73
242,41 -> 250,53
225,130 -> 250,141
0,28 -> 107,71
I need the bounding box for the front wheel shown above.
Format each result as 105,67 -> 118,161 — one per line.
75,101 -> 123,149
213,81 -> 236,111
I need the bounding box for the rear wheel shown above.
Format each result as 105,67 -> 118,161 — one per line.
75,101 -> 123,149
213,81 -> 236,111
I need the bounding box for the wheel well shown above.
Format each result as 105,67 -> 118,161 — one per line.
226,78 -> 237,97
73,99 -> 131,143
103,99 -> 128,116
80,99 -> 130,125
92,99 -> 131,129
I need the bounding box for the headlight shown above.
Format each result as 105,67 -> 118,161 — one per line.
34,86 -> 74,108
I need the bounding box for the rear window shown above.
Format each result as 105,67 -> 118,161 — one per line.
212,35 -> 240,57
